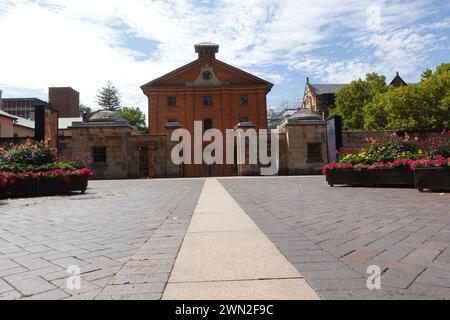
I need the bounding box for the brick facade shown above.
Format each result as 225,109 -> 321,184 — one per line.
48,87 -> 80,118
141,43 -> 273,177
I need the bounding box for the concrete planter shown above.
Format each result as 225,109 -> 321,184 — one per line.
326,169 -> 373,187
327,167 -> 415,188
372,167 -> 415,187
0,176 -> 88,198
415,167 -> 450,192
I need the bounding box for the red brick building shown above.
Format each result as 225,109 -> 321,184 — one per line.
1,97 -> 47,119
141,43 -> 273,177
48,87 -> 80,118
1,87 -> 80,119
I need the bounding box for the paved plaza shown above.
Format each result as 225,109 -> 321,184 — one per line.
0,176 -> 449,300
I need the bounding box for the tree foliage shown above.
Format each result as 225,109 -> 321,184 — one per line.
330,73 -> 387,130
117,107 -> 147,133
364,63 -> 450,130
79,104 -> 92,118
330,64 -> 449,131
96,81 -> 121,111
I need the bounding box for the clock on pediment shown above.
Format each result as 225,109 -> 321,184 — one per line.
202,71 -> 212,80
188,64 -> 221,87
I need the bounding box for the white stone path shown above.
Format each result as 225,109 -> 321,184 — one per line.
163,178 -> 319,300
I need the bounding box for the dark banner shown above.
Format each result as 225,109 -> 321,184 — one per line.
1,300 -> 441,319
326,116 -> 343,163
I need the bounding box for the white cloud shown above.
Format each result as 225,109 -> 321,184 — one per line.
285,1 -> 449,83
0,1 -> 172,119
0,0 -> 448,114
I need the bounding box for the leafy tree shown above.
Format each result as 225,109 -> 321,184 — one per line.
79,104 -> 92,118
421,68 -> 433,81
330,73 -> 387,130
117,107 -> 147,133
96,81 -> 121,111
364,63 -> 450,130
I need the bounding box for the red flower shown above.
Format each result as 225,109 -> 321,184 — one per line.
322,162 -> 353,175
410,157 -> 450,169
0,167 -> 93,191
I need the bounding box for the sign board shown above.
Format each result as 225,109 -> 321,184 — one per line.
326,116 -> 343,163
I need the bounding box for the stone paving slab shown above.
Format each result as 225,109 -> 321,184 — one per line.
0,179 -> 204,300
220,176 -> 450,300
94,180 -> 204,300
168,231 -> 301,282
164,279 -> 319,300
163,178 -> 320,300
2,176 -> 449,300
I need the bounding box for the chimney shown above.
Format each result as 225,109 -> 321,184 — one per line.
194,42 -> 219,59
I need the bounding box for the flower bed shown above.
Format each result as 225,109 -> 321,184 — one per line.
323,161 -> 415,187
411,157 -> 450,192
325,168 -> 373,187
0,168 -> 92,198
372,167 -> 415,187
414,168 -> 450,192
323,131 -> 449,190
370,160 -> 415,187
0,140 -> 93,198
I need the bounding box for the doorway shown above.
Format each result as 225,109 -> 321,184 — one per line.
138,146 -> 154,178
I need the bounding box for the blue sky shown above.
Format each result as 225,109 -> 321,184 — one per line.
0,0 -> 449,118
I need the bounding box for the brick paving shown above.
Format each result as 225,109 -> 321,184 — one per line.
219,176 -> 450,300
1,176 -> 450,300
0,179 -> 204,300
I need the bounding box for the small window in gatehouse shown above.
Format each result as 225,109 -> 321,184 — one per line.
93,147 -> 107,163
307,143 -> 323,163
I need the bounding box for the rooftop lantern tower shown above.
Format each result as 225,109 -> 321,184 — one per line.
194,42 -> 219,59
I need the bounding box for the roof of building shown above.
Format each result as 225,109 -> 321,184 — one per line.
389,72 -> 408,87
141,56 -> 273,89
1,97 -> 47,103
307,72 -> 411,96
309,84 -> 348,95
268,108 -> 298,129
0,109 -> 17,119
59,117 -> 83,129
14,116 -> 35,129
49,87 -> 79,93
289,108 -> 323,121
195,42 -> 219,47
69,110 -> 131,128
89,110 -> 125,122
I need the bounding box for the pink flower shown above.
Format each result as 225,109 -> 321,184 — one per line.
322,162 -> 353,175
411,157 -> 450,169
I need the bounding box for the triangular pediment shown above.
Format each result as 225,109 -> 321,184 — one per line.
141,57 -> 273,90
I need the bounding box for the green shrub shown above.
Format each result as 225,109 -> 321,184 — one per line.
0,140 -> 56,165
0,161 -> 82,173
339,133 -> 423,165
0,140 -> 86,173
